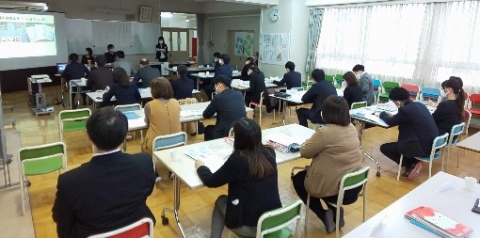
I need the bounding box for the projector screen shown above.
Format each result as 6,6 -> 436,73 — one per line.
0,10 -> 67,71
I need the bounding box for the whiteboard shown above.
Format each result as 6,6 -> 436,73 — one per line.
259,33 -> 290,65
65,19 -> 160,55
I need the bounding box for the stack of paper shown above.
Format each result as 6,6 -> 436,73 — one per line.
180,110 -> 203,118
405,206 -> 473,237
185,146 -> 227,172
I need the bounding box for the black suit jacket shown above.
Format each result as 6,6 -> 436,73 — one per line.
104,52 -> 115,64
197,147 -> 282,228
133,66 -> 160,88
103,83 -> 141,105
61,62 -> 89,81
273,71 -> 301,89
52,151 -> 156,238
380,100 -> 439,157
203,89 -> 246,139
302,80 -> 337,111
245,71 -> 266,103
343,84 -> 364,108
87,67 -> 114,91
171,75 -> 194,100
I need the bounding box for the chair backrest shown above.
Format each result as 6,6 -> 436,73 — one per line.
88,217 -> 154,238
325,75 -> 335,83
114,103 -> 142,113
335,74 -> 344,85
351,101 -> 367,110
470,93 -> 480,108
463,91 -> 469,108
58,108 -> 91,132
257,200 -> 303,237
401,84 -> 420,100
18,142 -> 67,175
463,109 -> 472,129
428,133 -> 449,158
449,122 -> 465,145
421,87 -> 441,101
152,132 -> 187,151
340,166 -> 370,192
382,81 -> 399,93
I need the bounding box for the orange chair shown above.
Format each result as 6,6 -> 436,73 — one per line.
401,84 -> 420,100
467,93 -> 480,120
88,218 -> 154,238
463,91 -> 469,108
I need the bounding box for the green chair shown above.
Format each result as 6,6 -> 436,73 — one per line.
58,108 -> 91,150
18,142 -> 67,215
325,75 -> 335,84
335,74 -> 344,88
230,200 -> 303,238
326,166 -> 370,238
351,101 -> 367,110
378,81 -> 400,103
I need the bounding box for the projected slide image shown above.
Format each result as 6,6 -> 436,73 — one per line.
0,12 -> 57,58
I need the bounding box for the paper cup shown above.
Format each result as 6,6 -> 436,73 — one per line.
171,150 -> 181,162
465,177 -> 477,191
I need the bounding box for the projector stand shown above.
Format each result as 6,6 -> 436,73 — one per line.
28,77 -> 54,116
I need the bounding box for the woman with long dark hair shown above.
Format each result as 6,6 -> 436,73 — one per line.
155,36 -> 168,62
103,68 -> 141,106
195,118 -> 281,238
432,77 -> 465,135
81,47 -> 94,65
342,71 -> 363,108
244,63 -> 266,106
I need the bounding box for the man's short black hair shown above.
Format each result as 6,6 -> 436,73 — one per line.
388,87 -> 410,101
352,64 -> 365,72
177,65 -> 188,76
95,55 -> 106,67
115,51 -> 125,58
87,107 -> 128,151
285,61 -> 295,71
213,75 -> 231,88
311,69 -> 325,82
220,54 -> 230,64
213,52 -> 221,58
69,53 -> 78,62
107,44 -> 114,49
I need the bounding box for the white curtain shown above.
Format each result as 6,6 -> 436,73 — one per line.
316,1 -> 480,93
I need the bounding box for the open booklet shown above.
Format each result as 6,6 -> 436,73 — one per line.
185,146 -> 232,172
266,134 -> 305,153
350,111 -> 390,128
180,110 -> 204,118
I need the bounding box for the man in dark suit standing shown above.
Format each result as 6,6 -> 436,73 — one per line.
87,55 -> 114,92
273,61 -> 301,89
203,75 -> 246,141
297,69 -> 337,127
52,107 -> 156,238
133,58 -> 160,88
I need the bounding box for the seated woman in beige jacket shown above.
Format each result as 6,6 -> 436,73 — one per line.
142,77 -> 182,168
292,96 -> 362,234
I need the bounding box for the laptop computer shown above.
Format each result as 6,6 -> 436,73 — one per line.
56,63 -> 68,74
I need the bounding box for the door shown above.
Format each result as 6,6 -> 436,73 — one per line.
161,28 -> 189,62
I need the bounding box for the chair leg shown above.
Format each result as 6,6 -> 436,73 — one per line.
429,158 -> 433,178
363,186 -> 366,222
19,164 -> 25,216
273,109 -> 276,123
305,195 -> 310,237
140,130 -> 144,143
335,204 -> 341,238
447,145 -> 451,171
397,155 -> 403,181
457,147 -> 460,168
259,104 -> 262,125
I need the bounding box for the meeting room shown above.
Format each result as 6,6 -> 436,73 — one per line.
1,0 -> 480,237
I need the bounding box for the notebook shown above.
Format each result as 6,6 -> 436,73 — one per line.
184,146 -> 228,172
123,112 -> 141,120
405,206 -> 473,238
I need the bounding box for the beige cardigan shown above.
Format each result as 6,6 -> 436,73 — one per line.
301,123 -> 362,198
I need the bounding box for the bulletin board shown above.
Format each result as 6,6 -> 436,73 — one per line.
259,33 -> 290,65
234,32 -> 254,57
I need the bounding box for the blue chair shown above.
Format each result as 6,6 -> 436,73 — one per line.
397,133 -> 449,180
115,103 -> 144,142
153,132 -> 188,153
373,79 -> 381,104
446,123 -> 465,168
421,87 -> 441,102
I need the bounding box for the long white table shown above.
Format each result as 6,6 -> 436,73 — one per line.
345,172 -> 480,238
166,67 -> 214,73
153,124 -> 315,237
456,131 -> 480,152
86,88 -> 201,110
230,78 -> 281,91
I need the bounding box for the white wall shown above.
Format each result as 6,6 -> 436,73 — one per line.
203,1 -> 262,14
203,15 -> 260,67
260,0 -> 309,79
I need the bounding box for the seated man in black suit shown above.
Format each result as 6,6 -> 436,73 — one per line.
171,65 -> 194,100
273,61 -> 301,89
104,44 -> 115,64
379,87 -> 438,180
62,53 -> 90,108
297,69 -> 337,127
133,58 -> 160,88
244,63 -> 266,106
203,75 -> 246,141
87,55 -> 114,92
52,107 -> 156,238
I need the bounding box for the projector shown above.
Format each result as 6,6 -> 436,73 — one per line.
31,74 -> 51,83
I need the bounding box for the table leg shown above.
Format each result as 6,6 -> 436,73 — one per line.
161,175 -> 186,238
61,78 -> 65,108
358,121 -> 381,177
77,85 -> 81,108
196,77 -> 200,90
282,100 -> 287,125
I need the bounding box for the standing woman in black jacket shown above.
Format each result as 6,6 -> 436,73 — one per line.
155,36 -> 168,62
244,64 -> 266,106
195,118 -> 282,238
